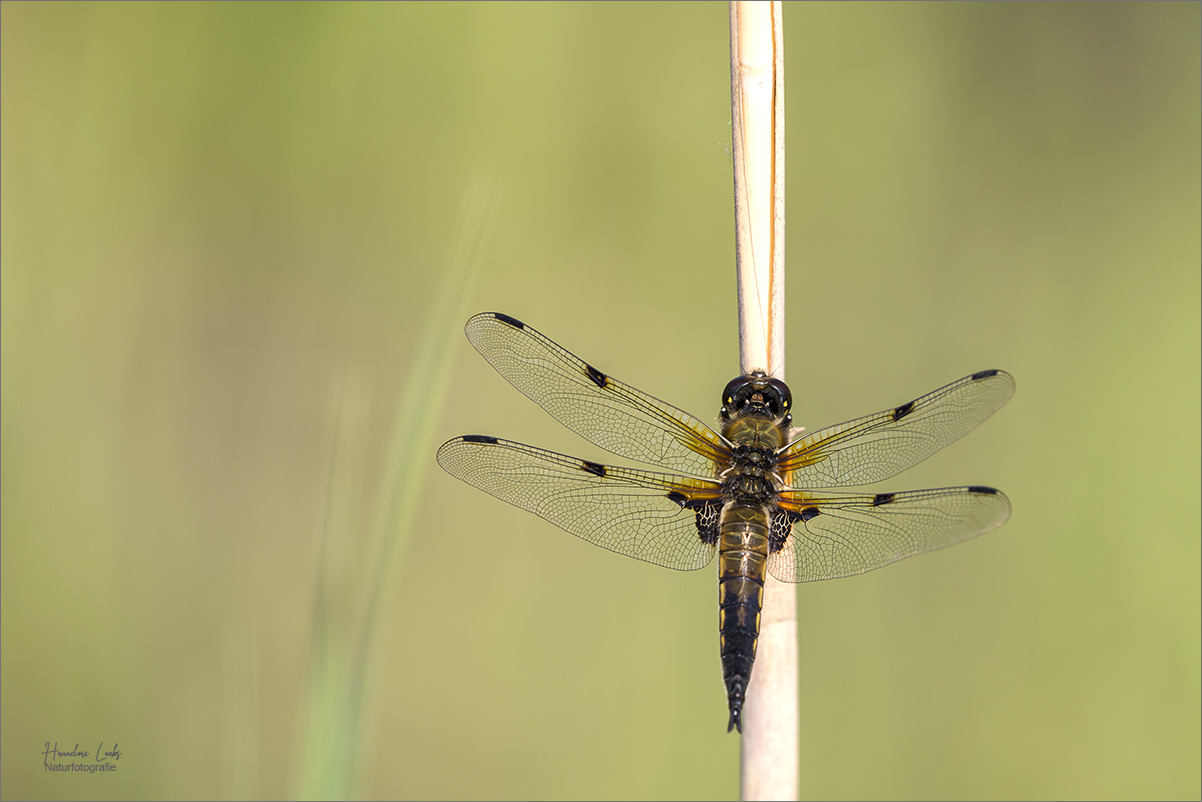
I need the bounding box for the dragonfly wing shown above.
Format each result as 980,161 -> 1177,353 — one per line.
464,312 -> 731,477
779,370 -> 1015,487
437,435 -> 723,571
766,486 -> 1011,582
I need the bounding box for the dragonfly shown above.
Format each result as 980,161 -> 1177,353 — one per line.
436,312 -> 1014,733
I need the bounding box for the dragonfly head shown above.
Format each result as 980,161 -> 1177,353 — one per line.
720,373 -> 792,424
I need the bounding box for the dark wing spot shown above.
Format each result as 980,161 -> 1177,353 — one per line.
799,507 -> 821,522
580,460 -> 606,477
676,495 -> 713,511
892,400 -> 916,421
873,493 -> 896,506
666,491 -> 688,507
585,363 -> 608,389
971,369 -> 1000,380
967,485 -> 999,495
461,434 -> 499,444
493,313 -> 524,329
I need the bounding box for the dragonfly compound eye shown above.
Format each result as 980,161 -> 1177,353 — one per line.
765,378 -> 792,414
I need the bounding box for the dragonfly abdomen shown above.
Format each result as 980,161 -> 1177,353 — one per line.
717,502 -> 771,734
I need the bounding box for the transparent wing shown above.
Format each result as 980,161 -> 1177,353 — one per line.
779,370 -> 1015,487
767,486 -> 1011,582
436,435 -> 723,571
464,312 -> 731,477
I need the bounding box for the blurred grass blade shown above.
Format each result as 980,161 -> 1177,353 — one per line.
298,169 -> 503,799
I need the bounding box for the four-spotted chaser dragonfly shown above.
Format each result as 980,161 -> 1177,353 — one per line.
437,312 -> 1014,733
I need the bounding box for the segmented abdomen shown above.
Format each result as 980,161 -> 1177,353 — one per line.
717,502 -> 771,733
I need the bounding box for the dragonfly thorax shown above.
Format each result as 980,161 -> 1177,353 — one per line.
722,410 -> 790,454
731,441 -> 777,468
721,469 -> 778,506
721,410 -> 790,507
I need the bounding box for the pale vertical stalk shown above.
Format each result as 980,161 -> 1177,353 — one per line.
729,3 -> 798,800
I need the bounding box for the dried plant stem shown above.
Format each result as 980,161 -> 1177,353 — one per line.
729,2 -> 798,800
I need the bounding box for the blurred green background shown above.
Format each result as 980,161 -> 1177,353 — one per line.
3,2 -> 1198,800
